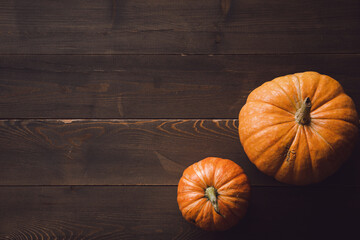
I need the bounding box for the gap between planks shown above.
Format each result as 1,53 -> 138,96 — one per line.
0,185 -> 358,189
0,118 -> 238,121
2,53 -> 360,56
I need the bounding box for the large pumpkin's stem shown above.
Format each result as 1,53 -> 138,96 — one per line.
295,97 -> 312,125
205,186 -> 220,215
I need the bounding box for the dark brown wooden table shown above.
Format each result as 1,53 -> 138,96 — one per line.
0,1 -> 359,239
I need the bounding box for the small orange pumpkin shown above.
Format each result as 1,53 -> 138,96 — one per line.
239,71 -> 358,185
177,157 -> 250,231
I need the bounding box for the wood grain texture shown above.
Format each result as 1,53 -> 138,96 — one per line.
1,54 -> 359,118
0,0 -> 359,54
0,186 -> 358,239
0,119 -> 358,186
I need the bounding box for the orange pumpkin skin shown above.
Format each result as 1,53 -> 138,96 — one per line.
177,157 -> 250,231
239,72 -> 358,185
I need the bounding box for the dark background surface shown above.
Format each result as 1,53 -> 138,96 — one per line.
0,0 -> 359,239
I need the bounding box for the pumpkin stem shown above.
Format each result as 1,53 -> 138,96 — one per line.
205,186 -> 221,215
295,97 -> 311,125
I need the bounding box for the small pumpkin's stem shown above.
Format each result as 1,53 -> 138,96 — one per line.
205,186 -> 220,215
295,97 -> 312,125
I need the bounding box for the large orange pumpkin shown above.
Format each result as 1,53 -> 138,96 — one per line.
177,157 -> 250,231
239,71 -> 358,185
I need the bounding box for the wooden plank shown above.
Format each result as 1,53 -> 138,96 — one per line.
0,186 -> 358,239
0,54 -> 359,118
0,119 -> 359,186
0,0 -> 359,54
